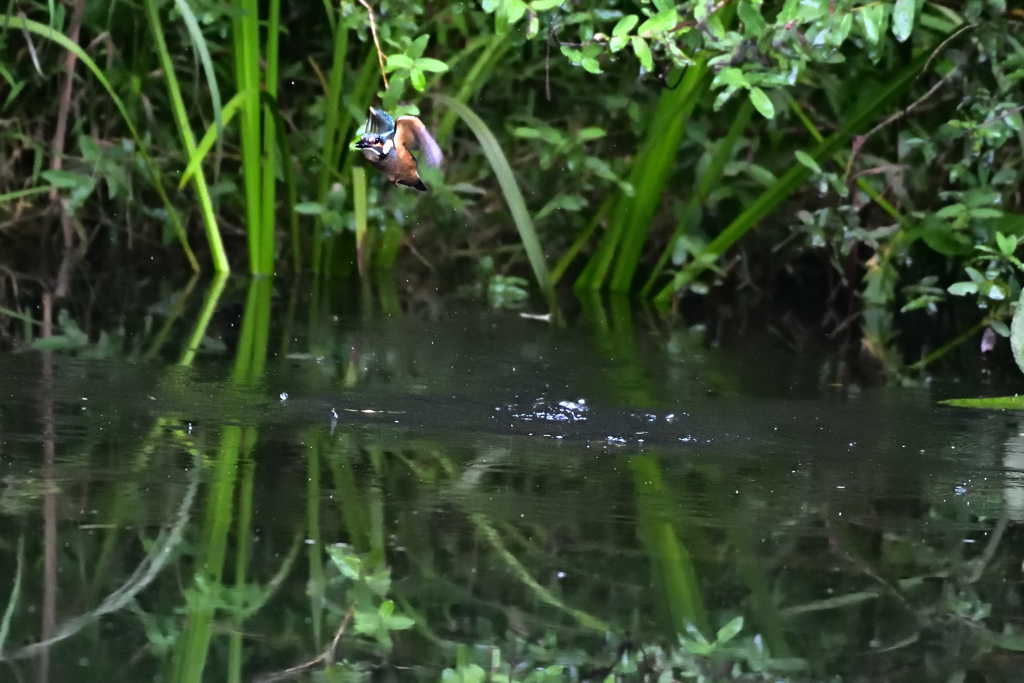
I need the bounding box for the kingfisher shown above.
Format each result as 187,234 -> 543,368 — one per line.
354,107 -> 443,191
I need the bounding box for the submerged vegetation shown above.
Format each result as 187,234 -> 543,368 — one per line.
0,0 -> 1022,364
3,279 -> 1024,682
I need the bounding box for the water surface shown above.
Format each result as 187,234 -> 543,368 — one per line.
1,289 -> 1021,683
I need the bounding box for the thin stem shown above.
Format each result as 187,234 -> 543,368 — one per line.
358,0 -> 388,88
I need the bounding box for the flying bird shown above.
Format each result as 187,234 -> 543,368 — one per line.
354,107 -> 442,191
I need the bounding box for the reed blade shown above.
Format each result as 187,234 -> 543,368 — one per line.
0,15 -> 199,271
653,49 -> 932,306
431,94 -> 556,312
232,0 -> 265,275
173,0 -> 225,183
145,0 -> 229,273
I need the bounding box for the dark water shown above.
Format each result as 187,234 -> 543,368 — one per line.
1,284 -> 1023,683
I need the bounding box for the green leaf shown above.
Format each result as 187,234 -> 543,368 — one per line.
892,0 -> 915,42
965,266 -> 985,283
613,14 -> 638,37
513,126 -> 542,138
385,614 -> 415,630
969,207 -> 1003,219
1014,286 -> 1024,375
947,281 -> 977,296
528,12 -> 539,37
716,616 -> 744,643
919,222 -> 972,255
294,201 -> 325,215
560,44 -> 583,63
748,87 -> 775,119
409,68 -> 426,91
530,0 -> 563,9
576,127 -> 606,141
637,8 -> 677,35
385,54 -> 414,72
737,0 -> 766,34
794,150 -> 820,174
997,232 -> 1017,256
934,203 -> 965,219
631,36 -> 653,71
943,396 -> 1024,410
536,193 -> 587,219
506,0 -> 529,24
32,336 -> 76,351
581,57 -> 602,74
859,4 -> 884,44
416,57 -> 449,73
406,35 -> 429,59
42,169 -> 91,188
714,67 -> 748,88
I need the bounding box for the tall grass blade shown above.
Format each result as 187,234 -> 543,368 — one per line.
259,0 -> 282,275
551,195 -> 611,286
320,0 -> 336,34
179,273 -> 228,367
608,63 -> 709,293
144,0 -> 228,274
788,95 -> 902,222
653,49 -> 932,306
631,456 -> 709,636
0,535 -> 23,652
0,15 -> 198,271
431,94 -> 556,311
180,91 -> 250,188
435,35 -> 508,146
172,0 -> 224,182
306,437 -> 325,644
259,92 -> 300,272
312,21 -> 350,273
353,166 -> 368,278
0,185 -> 51,203
642,98 -> 753,297
573,65 -> 706,293
232,0 -> 264,274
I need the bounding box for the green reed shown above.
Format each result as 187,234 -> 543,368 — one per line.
652,49 -> 933,307
641,98 -> 754,297
231,0 -> 268,274
431,94 -> 556,313
144,0 -> 228,274
572,63 -> 708,294
0,15 -> 199,271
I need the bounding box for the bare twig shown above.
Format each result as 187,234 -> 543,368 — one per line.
844,25 -> 973,185
50,0 -> 86,268
545,17 -> 553,101
3,455 -> 200,661
845,66 -> 959,185
358,0 -> 388,89
250,606 -> 355,683
973,104 -> 1024,130
923,23 -> 974,74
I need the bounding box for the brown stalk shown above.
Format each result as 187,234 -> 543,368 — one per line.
49,0 -> 86,283
358,0 -> 389,89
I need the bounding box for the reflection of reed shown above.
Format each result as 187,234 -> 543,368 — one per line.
3,454 -> 201,662
40,291 -> 56,683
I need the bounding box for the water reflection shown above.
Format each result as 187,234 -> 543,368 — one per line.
0,278 -> 1021,682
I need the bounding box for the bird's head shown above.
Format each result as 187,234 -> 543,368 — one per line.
355,132 -> 394,157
